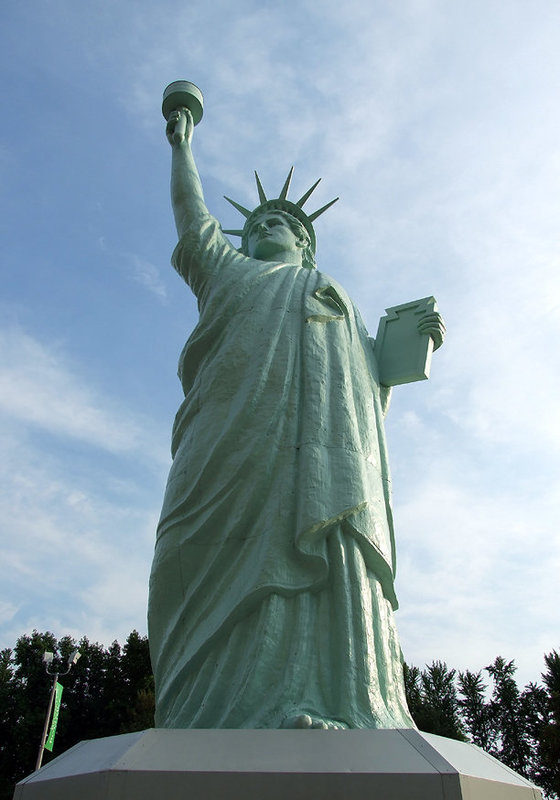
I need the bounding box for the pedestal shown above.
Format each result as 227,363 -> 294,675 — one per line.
14,728 -> 542,799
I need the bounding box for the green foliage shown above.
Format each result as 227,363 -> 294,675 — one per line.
485,656 -> 533,776
0,630 -> 154,799
458,669 -> 494,751
404,660 -> 465,740
405,652 -> 560,799
2,630 -> 559,800
535,650 -> 560,799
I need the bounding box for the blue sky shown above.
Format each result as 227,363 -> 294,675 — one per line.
1,0 -> 559,689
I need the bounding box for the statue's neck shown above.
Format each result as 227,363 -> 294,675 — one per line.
255,250 -> 303,267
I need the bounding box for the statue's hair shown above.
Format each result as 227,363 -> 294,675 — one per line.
242,210 -> 316,270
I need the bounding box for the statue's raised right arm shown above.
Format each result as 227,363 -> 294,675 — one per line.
166,108 -> 207,238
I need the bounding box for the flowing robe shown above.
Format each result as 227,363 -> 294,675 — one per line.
148,214 -> 414,729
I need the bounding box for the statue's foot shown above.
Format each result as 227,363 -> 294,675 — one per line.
281,713 -> 346,730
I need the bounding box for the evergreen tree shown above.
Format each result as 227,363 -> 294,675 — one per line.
402,662 -> 423,721
0,647 -> 18,800
119,631 -> 155,732
0,630 -> 154,799
485,656 -> 533,778
534,650 -> 560,798
458,669 -> 495,751
2,631 -> 559,800
404,661 -> 465,740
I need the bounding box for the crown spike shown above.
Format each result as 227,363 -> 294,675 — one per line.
296,178 -> 321,208
279,167 -> 294,200
308,197 -> 339,222
254,172 -> 268,204
224,196 -> 252,218
223,169 -> 337,256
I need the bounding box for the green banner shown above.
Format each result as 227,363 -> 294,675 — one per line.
44,682 -> 63,752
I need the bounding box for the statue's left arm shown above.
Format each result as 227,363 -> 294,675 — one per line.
376,311 -> 446,416
417,312 -> 446,351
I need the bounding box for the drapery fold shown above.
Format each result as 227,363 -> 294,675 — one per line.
148,215 -> 413,729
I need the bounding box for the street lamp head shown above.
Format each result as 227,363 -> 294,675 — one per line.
68,649 -> 81,667
42,651 -> 54,665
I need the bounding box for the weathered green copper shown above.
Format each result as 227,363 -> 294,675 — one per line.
148,83 -> 445,731
223,168 -> 339,254
375,297 -> 439,385
162,81 -> 204,145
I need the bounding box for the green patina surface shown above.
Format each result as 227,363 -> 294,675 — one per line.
148,88 -> 444,730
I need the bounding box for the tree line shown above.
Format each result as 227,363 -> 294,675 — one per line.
0,630 -> 558,799
404,654 -> 560,798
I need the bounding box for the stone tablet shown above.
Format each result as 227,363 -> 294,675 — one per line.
374,296 -> 438,386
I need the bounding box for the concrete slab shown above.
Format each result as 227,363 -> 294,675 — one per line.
14,728 -> 543,800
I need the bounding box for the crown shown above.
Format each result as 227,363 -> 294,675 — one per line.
222,167 -> 338,254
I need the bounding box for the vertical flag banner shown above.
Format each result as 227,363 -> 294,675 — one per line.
44,682 -> 63,752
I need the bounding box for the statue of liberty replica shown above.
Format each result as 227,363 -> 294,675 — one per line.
14,81 -> 543,800
148,82 -> 445,731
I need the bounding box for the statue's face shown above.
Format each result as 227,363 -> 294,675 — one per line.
246,212 -> 302,262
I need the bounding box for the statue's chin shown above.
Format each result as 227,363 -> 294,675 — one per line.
250,244 -> 279,261
249,238 -> 294,262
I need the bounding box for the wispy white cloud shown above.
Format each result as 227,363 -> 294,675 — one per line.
0,601 -> 19,629
96,238 -> 168,301
0,326 -> 168,649
0,414 -> 159,651
109,1 -> 560,684
2,0 -> 559,688
0,327 -> 140,452
388,406 -> 560,686
0,326 -> 172,462
126,254 -> 168,300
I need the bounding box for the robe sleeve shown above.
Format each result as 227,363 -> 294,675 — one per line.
171,213 -> 239,304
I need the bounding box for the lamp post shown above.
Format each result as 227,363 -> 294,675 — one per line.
35,648 -> 81,771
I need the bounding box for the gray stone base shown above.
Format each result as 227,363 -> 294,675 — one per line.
14,728 -> 542,799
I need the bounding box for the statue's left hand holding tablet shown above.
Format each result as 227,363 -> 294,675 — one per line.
416,312 -> 446,351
